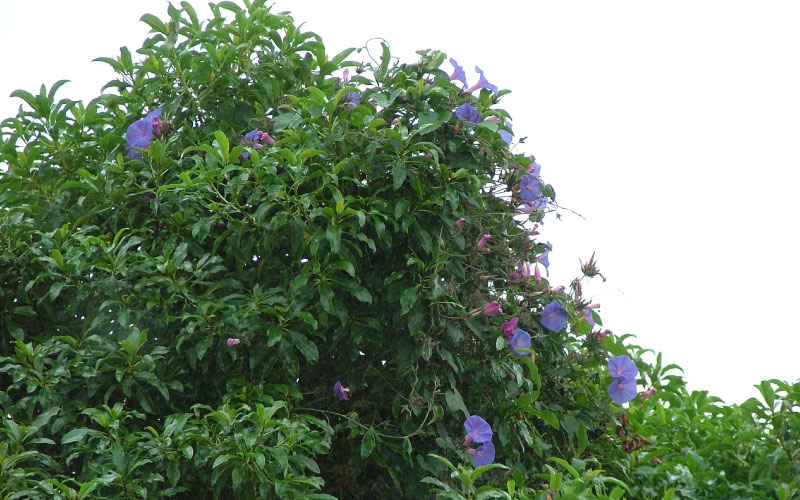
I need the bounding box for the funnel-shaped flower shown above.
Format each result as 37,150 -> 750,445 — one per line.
455,103 -> 480,124
501,317 -> 518,340
333,381 -> 350,401
608,376 -> 637,405
467,66 -> 498,94
449,58 -> 467,87
125,107 -> 162,160
498,120 -> 513,144
469,441 -> 495,467
520,173 -> 542,203
608,355 -> 638,380
463,415 -> 493,445
540,300 -> 567,332
509,328 -> 531,355
484,301 -> 503,316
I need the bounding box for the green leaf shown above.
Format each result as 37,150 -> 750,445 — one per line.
140,13 -> 169,34
289,331 -> 319,362
392,161 -> 407,190
444,389 -> 469,418
360,428 -> 377,458
61,428 -> 91,444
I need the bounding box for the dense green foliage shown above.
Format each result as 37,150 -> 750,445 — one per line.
1,1 -> 798,498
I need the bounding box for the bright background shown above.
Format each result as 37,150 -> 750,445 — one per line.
2,1 -> 798,404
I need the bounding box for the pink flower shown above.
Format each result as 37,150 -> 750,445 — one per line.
342,68 -> 350,83
226,338 -> 241,347
257,130 -> 275,146
455,217 -> 467,228
639,388 -> 658,400
477,234 -> 491,248
484,301 -> 503,316
501,317 -> 518,340
551,285 -> 565,293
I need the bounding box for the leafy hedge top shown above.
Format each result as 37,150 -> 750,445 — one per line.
1,2 -> 799,499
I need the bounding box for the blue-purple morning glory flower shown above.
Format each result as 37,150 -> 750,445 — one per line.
498,120 -> 513,144
455,103 -> 480,124
125,107 -> 162,160
538,242 -> 551,276
344,91 -> 361,109
470,440 -> 495,467
529,161 -> 542,177
582,309 -> 596,326
520,173 -> 542,203
333,380 -> 350,401
509,328 -> 531,355
463,415 -> 493,445
608,376 -> 637,405
540,300 -> 567,332
608,355 -> 638,380
467,66 -> 498,95
449,58 -> 467,87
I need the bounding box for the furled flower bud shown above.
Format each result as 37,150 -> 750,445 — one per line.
226,338 -> 241,347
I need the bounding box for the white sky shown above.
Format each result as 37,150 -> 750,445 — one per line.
1,1 -> 798,404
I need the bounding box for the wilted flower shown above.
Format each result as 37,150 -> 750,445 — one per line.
467,66 -> 498,94
608,355 -> 638,380
501,317 -> 519,340
581,252 -> 607,282
226,337 -> 240,347
509,261 -> 531,282
477,234 -> 491,248
540,300 -> 567,332
639,387 -> 658,399
463,415 -> 493,445
125,107 -> 163,160
455,103 -> 480,124
333,381 -> 350,401
449,58 -> 467,87
257,130 -> 275,146
455,217 -> 467,228
551,285 -> 565,293
509,328 -> 531,355
468,441 -> 495,467
608,376 -> 637,405
529,161 -> 541,176
484,301 -> 502,316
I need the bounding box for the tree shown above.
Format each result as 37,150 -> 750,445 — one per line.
1,2 -> 798,499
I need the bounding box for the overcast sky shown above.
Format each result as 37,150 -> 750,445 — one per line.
2,1 -> 798,404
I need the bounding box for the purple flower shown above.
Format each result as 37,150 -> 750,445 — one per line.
608,355 -> 638,380
519,174 -> 542,203
484,301 -> 503,316
125,107 -> 162,160
469,440 -> 495,467
333,380 -> 350,401
501,317 -> 518,340
582,309 -> 596,326
477,234 -> 491,248
540,300 -> 567,332
498,120 -> 513,144
529,161 -> 542,176
455,103 -> 480,124
463,415 -> 493,445
467,66 -> 498,95
449,58 -> 467,87
538,242 -> 551,276
608,376 -> 637,405
455,217 -> 467,228
509,328 -> 531,355
226,337 -> 241,347
344,92 -> 361,109
639,387 -> 658,400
